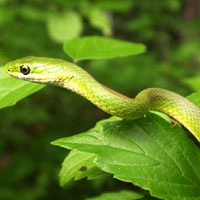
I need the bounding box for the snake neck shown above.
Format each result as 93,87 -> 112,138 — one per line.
58,64 -> 148,119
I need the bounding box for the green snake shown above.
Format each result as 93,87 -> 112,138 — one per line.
4,56 -> 200,142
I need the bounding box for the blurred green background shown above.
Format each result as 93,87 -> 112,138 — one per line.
1,0 -> 200,199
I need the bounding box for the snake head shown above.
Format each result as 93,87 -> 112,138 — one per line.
4,56 -> 67,85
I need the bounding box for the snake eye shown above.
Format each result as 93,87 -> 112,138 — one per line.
20,65 -> 30,75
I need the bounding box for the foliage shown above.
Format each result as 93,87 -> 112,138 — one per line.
63,36 -> 146,61
0,0 -> 200,200
0,68 -> 44,109
53,114 -> 200,200
1,35 -> 200,200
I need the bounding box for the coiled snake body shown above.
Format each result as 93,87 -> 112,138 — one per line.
5,56 -> 200,142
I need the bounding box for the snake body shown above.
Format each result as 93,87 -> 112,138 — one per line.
5,56 -> 200,142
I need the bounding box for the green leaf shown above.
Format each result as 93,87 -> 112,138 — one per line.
184,75 -> 200,92
86,190 -> 144,200
59,150 -> 104,186
0,67 -> 44,109
64,36 -> 146,61
85,8 -> 112,36
187,92 -> 200,107
52,114 -> 200,200
47,11 -> 83,43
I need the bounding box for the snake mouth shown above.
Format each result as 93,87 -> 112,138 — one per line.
6,70 -> 19,78
13,72 -> 63,86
